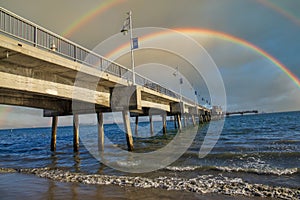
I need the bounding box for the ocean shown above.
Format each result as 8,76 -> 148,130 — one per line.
0,111 -> 299,199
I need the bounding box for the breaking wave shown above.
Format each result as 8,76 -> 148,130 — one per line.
165,165 -> 299,176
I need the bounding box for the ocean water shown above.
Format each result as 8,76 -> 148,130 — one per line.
0,111 -> 299,197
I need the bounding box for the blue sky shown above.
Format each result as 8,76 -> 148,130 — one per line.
1,0 -> 300,128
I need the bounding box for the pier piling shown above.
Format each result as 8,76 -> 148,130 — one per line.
122,110 -> 134,151
97,112 -> 104,151
199,115 -> 204,124
183,115 -> 187,127
192,115 -> 196,126
51,116 -> 58,151
135,116 -> 139,136
149,115 -> 154,136
173,116 -> 177,129
73,114 -> 79,152
202,114 -> 207,123
177,114 -> 182,131
162,114 -> 167,135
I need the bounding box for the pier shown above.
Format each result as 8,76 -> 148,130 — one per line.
0,7 -> 211,152
225,110 -> 258,116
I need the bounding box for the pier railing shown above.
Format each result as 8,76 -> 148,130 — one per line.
0,7 -> 200,106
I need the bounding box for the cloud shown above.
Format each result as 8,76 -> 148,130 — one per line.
1,0 -> 300,128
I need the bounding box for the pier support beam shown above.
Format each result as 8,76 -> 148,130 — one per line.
73,114 -> 79,152
122,110 -> 134,151
162,114 -> 167,135
135,116 -> 139,136
51,116 -> 58,151
149,115 -> 154,136
97,112 -> 104,152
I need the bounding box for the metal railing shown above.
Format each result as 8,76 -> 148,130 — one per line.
0,7 -> 202,108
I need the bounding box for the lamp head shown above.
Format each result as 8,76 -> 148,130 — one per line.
120,28 -> 128,35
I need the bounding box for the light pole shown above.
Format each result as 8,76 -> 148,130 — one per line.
194,90 -> 197,106
121,11 -> 136,85
173,66 -> 182,102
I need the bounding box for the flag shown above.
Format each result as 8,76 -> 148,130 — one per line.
132,37 -> 138,49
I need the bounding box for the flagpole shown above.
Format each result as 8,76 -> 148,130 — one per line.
128,11 -> 135,85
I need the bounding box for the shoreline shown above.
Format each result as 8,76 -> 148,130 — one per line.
0,173 -> 273,200
1,168 -> 299,200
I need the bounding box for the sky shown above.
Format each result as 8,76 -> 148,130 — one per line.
1,0 -> 300,128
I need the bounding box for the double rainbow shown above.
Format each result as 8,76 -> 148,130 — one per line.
61,0 -> 300,88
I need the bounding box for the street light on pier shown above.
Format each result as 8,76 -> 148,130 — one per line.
121,11 -> 138,85
194,90 -> 198,106
173,66 -> 182,102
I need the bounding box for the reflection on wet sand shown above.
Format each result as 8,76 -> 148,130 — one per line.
0,173 -> 263,200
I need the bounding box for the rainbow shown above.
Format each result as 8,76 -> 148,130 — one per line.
106,28 -> 300,88
59,0 -> 300,88
61,0 -> 300,39
257,0 -> 300,26
62,0 -> 126,38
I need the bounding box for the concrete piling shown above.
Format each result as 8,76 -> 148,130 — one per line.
192,115 -> 196,126
135,116 -> 139,136
122,110 -> 134,151
149,115 -> 154,136
199,115 -> 204,124
73,114 -> 79,152
162,114 -> 167,135
183,115 -> 187,127
177,114 -> 182,131
51,116 -> 58,151
97,112 -> 104,152
174,116 -> 177,129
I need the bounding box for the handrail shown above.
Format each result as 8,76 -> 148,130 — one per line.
0,7 -> 205,110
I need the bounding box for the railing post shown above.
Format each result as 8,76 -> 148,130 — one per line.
99,58 -> 102,71
34,26 -> 38,47
74,45 -> 76,61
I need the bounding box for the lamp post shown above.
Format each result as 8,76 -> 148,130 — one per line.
121,11 -> 136,85
194,90 -> 197,106
173,66 -> 182,102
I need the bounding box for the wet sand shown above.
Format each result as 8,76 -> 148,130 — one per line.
0,173 -> 278,200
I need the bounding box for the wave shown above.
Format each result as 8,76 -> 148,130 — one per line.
165,165 -> 299,176
16,167 -> 299,200
0,167 -> 17,173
